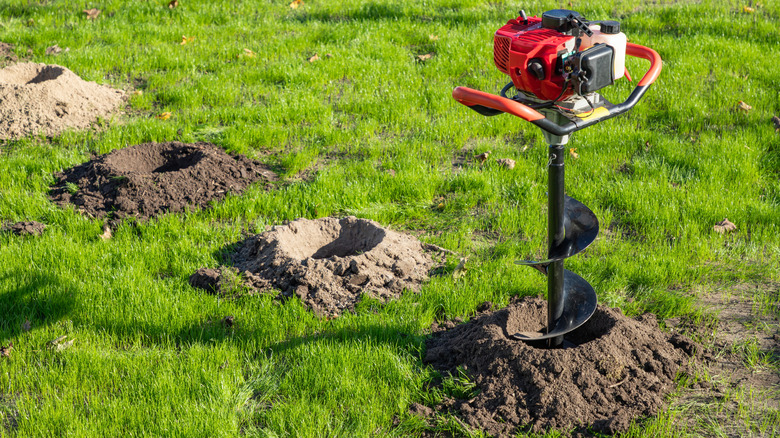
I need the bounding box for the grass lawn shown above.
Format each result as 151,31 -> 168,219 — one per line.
1,0 -> 779,436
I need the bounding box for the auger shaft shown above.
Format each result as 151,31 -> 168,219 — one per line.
511,128 -> 598,345
547,144 -> 566,348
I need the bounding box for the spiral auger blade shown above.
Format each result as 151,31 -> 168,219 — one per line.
510,269 -> 597,341
515,195 -> 599,271
513,192 -> 599,344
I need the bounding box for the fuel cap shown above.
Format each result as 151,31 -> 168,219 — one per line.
600,20 -> 621,34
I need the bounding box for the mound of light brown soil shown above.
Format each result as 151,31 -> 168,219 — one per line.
424,297 -> 696,436
191,216 -> 436,317
0,62 -> 124,139
49,141 -> 277,221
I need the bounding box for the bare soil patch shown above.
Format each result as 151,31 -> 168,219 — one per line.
423,297 -> 695,436
1,221 -> 46,236
667,281 -> 780,436
191,216 -> 436,317
0,62 -> 124,140
49,141 -> 277,221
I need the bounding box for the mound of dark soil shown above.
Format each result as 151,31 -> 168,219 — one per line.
424,297 -> 695,436
191,216 -> 436,317
0,62 -> 123,139
2,221 -> 45,236
49,141 -> 277,221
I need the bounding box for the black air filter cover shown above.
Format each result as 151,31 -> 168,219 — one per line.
574,44 -> 614,95
542,9 -> 583,33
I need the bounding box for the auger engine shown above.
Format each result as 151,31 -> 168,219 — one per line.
494,9 -> 627,101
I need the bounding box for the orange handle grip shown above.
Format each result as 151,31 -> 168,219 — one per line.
625,43 -> 662,87
452,86 -> 545,122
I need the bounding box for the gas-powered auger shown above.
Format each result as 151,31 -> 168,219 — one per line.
453,9 -> 661,348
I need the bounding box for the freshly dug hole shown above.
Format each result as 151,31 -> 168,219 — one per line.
0,62 -> 123,139
49,141 -> 277,220
191,216 -> 436,317
424,297 -> 696,436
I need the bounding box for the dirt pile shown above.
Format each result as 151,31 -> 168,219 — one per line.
424,297 -> 695,436
191,216 -> 436,317
2,221 -> 46,236
0,62 -> 124,140
49,141 -> 277,221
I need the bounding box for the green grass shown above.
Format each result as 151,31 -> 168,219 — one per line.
1,0 -> 780,436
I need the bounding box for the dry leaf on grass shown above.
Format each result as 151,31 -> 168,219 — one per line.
742,5 -> 755,13
569,147 -> 579,159
168,0 -> 179,8
99,224 -> 112,240
48,335 -> 74,351
0,343 -> 12,358
476,151 -> 490,163
56,339 -> 75,351
45,45 -> 68,56
180,35 -> 194,45
496,158 -> 516,170
771,115 -> 780,132
429,34 -> 439,41
21,320 -> 31,332
289,0 -> 302,8
453,257 -> 468,280
156,111 -> 172,120
737,101 -> 752,112
416,52 -> 434,62
714,218 -> 737,234
132,90 -> 143,96
308,54 -> 320,62
48,335 -> 66,345
239,48 -> 256,59
83,8 -> 101,20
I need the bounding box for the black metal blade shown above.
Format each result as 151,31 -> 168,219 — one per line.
510,269 -> 597,341
515,195 -> 599,269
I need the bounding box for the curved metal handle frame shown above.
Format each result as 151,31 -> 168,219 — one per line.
452,43 -> 662,136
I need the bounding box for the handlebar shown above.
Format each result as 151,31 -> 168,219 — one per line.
452,42 -> 662,136
626,43 -> 662,86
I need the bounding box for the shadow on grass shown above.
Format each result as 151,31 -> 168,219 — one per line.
0,271 -> 75,342
287,2 -> 490,26
263,320 -> 427,357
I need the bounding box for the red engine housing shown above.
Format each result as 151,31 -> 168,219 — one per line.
493,16 -> 576,101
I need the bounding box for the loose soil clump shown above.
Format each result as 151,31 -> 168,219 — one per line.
0,42 -> 18,67
424,297 -> 695,436
191,216 -> 436,317
0,62 -> 124,139
50,141 -> 277,221
2,221 -> 46,236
